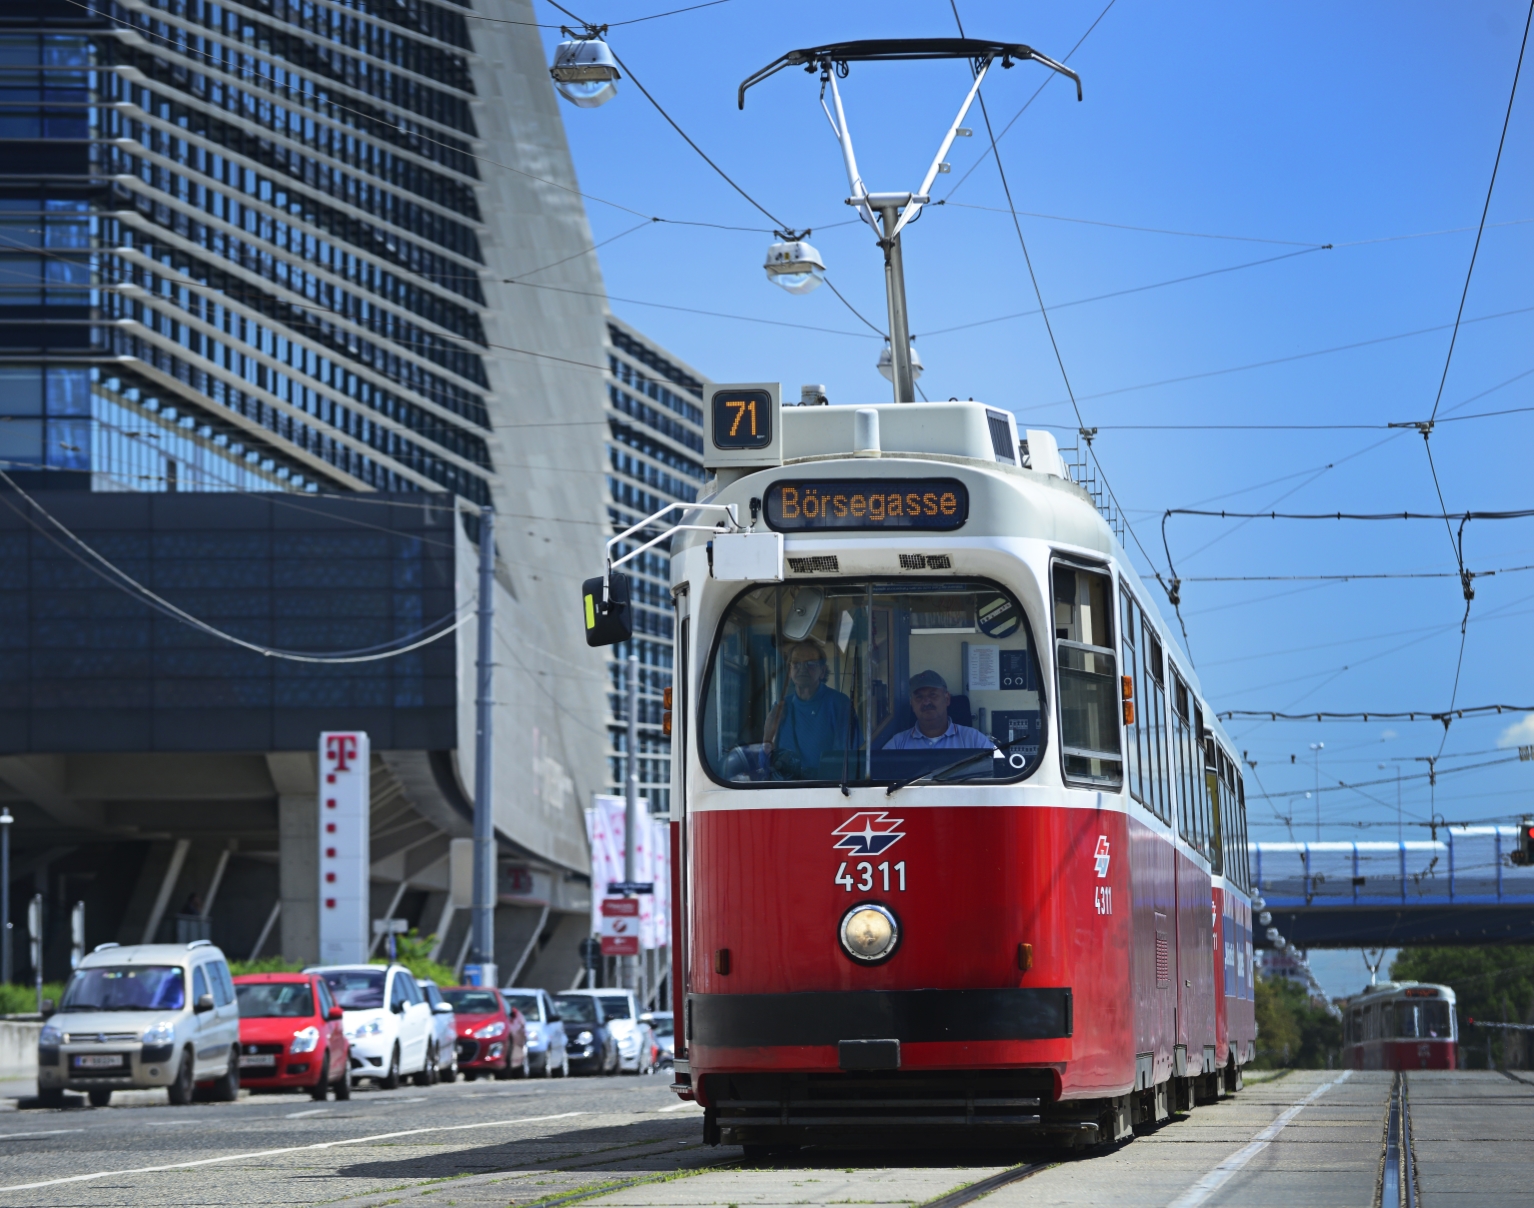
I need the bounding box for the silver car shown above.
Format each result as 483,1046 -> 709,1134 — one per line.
38,940 -> 241,1108
417,980 -> 459,1083
501,988 -> 569,1077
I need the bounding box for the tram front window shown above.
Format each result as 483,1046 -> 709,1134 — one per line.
1395,1000 -> 1453,1039
702,581 -> 1044,786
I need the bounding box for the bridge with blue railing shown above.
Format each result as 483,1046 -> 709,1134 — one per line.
1250,826 -> 1534,947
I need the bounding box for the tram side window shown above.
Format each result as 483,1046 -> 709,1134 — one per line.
1172,676 -> 1196,848
1119,586 -> 1144,807
1204,733 -> 1223,874
1235,769 -> 1252,892
1052,564 -> 1122,786
1142,622 -> 1171,824
700,580 -> 1046,787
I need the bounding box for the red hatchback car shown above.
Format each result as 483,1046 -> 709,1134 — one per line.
442,986 -> 527,1079
234,973 -> 351,1099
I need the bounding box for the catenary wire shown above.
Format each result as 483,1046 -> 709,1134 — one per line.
942,0 -> 1120,199
0,471 -> 473,662
1427,0 -> 1533,425
949,0 -> 1171,622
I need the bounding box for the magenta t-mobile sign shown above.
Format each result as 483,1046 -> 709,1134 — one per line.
319,731 -> 370,964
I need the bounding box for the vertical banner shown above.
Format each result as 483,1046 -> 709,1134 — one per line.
319,731 -> 370,965
584,796 -> 671,952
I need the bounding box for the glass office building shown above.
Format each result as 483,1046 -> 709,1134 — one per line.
603,316 -> 709,819
0,0 -> 643,984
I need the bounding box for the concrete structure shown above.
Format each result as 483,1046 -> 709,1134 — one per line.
0,0 -> 661,989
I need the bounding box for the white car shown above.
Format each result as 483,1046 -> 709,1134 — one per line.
563,989 -> 653,1074
38,940 -> 241,1107
308,965 -> 436,1088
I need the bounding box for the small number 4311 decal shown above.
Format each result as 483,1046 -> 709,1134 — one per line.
836,861 -> 907,892
1095,886 -> 1113,915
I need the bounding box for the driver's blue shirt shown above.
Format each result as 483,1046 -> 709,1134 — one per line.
883,719 -> 994,750
773,684 -> 857,775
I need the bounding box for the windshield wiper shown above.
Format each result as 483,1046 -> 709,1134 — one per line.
886,747 -> 1008,796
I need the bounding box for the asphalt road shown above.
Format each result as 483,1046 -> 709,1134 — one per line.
0,1069 -> 1526,1207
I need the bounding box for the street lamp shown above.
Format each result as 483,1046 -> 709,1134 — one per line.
738,39 -> 1081,402
877,339 -> 923,383
764,235 -> 826,294
550,31 -> 621,108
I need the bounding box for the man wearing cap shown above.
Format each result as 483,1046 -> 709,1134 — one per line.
882,670 -> 995,750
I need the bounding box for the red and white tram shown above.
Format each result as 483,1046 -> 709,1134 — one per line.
585,389 -> 1257,1150
1342,982 -> 1457,1071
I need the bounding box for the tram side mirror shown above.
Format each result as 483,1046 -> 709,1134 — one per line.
582,573 -> 633,647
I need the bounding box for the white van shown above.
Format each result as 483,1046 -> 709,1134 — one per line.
37,940 -> 241,1107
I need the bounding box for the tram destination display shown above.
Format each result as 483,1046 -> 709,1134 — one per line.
765,478 -> 969,531
711,389 -> 774,449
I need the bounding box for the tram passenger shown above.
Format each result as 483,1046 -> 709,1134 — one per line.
882,670 -> 995,751
761,639 -> 860,779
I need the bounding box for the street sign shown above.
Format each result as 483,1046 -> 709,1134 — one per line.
600,896 -> 640,955
606,881 -> 654,895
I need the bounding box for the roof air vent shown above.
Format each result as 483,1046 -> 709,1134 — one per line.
987,409 -> 1018,464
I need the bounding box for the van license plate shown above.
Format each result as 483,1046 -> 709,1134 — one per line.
72,1054 -> 123,1069
239,1054 -> 276,1068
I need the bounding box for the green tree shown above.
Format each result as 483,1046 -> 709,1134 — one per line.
1390,945 -> 1534,1068
1252,973 -> 1342,1069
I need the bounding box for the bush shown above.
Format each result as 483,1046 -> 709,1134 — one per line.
374,929 -> 456,987
1252,973 -> 1342,1069
0,982 -> 66,1016
228,956 -> 305,977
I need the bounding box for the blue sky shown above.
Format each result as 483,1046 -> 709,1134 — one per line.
530,1 -> 1533,912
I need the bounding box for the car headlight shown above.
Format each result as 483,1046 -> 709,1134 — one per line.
141,1022 -> 175,1046
40,1024 -> 62,1046
473,1020 -> 507,1040
839,903 -> 900,964
349,1018 -> 382,1039
289,1026 -> 320,1054
574,1030 -> 594,1045
618,1035 -> 637,1053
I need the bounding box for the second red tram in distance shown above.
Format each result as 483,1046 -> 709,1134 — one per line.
1342,982 -> 1457,1070
586,388 -> 1256,1151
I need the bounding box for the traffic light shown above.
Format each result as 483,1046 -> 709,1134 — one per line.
1514,819 -> 1534,867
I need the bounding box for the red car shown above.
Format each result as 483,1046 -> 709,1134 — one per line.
442,986 -> 527,1080
233,973 -> 351,1099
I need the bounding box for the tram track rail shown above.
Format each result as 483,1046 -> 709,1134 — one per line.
918,1160 -> 1054,1208
1377,1073 -> 1418,1208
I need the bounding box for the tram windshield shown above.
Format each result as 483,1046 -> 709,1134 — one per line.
1395,1000 -> 1453,1039
702,581 -> 1044,786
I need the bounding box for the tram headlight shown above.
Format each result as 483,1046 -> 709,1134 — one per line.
839,903 -> 900,965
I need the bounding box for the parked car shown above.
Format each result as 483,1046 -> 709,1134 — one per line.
442,986 -> 526,1079
416,980 -> 460,1083
233,972 -> 351,1100
37,940 -> 241,1108
502,987 -> 569,1078
553,992 -> 617,1075
641,1011 -> 674,1066
308,964 -> 437,1089
563,989 -> 654,1074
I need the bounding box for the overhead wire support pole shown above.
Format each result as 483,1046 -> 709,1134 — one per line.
470,505 -> 497,983
625,651 -> 640,994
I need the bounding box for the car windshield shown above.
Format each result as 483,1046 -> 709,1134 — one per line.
236,983 -> 314,1018
648,1015 -> 674,1037
503,994 -> 542,1021
318,969 -> 385,1010
598,996 -> 632,1020
702,581 -> 1044,786
442,989 -> 499,1015
554,995 -> 600,1024
61,966 -> 184,1012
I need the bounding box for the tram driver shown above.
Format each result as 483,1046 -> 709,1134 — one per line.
882,670 -> 995,751
760,639 -> 860,779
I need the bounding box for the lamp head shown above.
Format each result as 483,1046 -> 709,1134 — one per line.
876,339 -> 924,382
764,238 -> 825,294
551,37 -> 621,108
